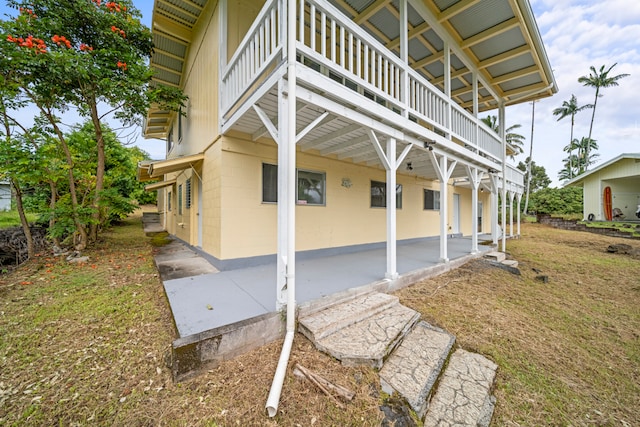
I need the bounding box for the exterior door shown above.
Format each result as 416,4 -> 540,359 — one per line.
478,201 -> 483,233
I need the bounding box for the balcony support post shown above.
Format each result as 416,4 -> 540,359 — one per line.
508,189 -> 515,237
465,165 -> 484,254
499,102 -> 507,252
488,173 -> 499,245
430,151 -> 456,263
386,137 -> 398,280
516,192 -> 522,237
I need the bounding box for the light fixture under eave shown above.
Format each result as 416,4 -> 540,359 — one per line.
406,162 -> 413,171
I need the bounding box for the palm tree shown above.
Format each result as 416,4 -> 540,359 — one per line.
574,137 -> 599,174
481,115 -> 525,159
552,94 -> 592,179
578,64 -> 629,168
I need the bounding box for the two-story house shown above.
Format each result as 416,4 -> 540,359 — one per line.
138,0 -> 555,310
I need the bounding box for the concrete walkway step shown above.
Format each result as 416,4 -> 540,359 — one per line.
379,321 -> 455,418
484,251 -> 505,262
313,303 -> 420,368
298,292 -> 400,342
423,349 -> 497,427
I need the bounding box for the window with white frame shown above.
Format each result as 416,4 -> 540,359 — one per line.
424,189 -> 440,210
297,169 -> 325,205
262,164 -> 326,206
167,191 -> 172,211
370,181 -> 402,208
178,184 -> 183,215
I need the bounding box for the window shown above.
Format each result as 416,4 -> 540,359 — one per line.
167,191 -> 172,211
297,169 -> 325,205
424,189 -> 440,210
262,163 -> 278,203
178,184 -> 183,215
185,178 -> 192,209
370,181 -> 402,209
167,126 -> 173,154
262,164 -> 326,206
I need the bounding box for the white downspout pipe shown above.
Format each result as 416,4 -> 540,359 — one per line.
266,0 -> 296,417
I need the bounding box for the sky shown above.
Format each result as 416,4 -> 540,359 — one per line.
2,0 -> 638,186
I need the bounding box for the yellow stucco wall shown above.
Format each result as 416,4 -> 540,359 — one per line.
215,134 -> 491,260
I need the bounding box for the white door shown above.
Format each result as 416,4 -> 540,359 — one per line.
453,194 -> 461,234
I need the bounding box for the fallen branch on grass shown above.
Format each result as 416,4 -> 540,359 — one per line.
293,363 -> 355,406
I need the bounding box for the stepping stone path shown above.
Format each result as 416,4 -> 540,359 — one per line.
298,292 -> 498,425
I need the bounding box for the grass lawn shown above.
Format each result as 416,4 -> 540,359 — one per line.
0,211 -> 39,229
1,214 -> 639,425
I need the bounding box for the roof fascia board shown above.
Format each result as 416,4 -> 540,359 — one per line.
563,153 -> 640,187
511,0 -> 557,93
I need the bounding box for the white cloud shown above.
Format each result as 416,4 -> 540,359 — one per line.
505,0 -> 640,186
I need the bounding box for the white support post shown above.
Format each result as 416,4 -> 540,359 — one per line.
386,138 -> 398,280
516,192 -> 522,237
369,130 -> 401,280
429,151 -> 456,263
266,0 -> 297,418
508,190 -> 515,238
499,102 -> 507,252
440,155 -> 449,262
218,0 -> 228,129
465,166 -> 484,254
275,79 -> 288,310
487,174 -> 498,245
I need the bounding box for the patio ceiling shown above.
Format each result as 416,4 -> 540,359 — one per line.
144,0 -> 556,138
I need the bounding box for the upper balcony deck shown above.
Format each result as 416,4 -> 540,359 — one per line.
146,0 -> 556,191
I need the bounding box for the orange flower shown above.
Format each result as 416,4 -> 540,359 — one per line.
117,61 -> 127,70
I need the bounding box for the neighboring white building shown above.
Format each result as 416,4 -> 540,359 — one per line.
565,153 -> 640,220
0,181 -> 11,211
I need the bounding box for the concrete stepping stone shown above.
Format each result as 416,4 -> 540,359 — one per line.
313,303 -> 420,368
299,292 -> 400,342
484,251 -> 505,262
423,349 -> 497,427
379,321 -> 455,418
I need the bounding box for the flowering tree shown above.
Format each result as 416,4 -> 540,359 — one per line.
1,0 -> 185,249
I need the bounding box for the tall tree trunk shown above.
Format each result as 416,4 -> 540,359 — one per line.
48,180 -> 61,248
569,114 -> 574,179
88,99 -> 105,242
49,119 -> 87,250
585,87 -> 600,171
524,101 -> 536,214
10,178 -> 34,260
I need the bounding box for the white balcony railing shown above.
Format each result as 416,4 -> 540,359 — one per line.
221,0 -> 505,163
505,164 -> 525,188
221,0 -> 284,113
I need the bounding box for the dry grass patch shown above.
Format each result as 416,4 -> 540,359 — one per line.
2,216 -> 639,425
396,223 -> 640,426
0,212 -> 382,426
